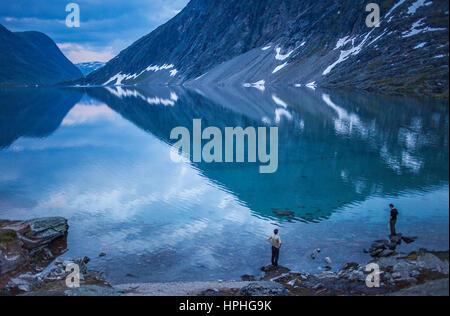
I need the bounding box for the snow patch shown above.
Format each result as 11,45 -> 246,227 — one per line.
272,62 -> 288,74
414,42 -> 427,49
243,80 -> 265,92
105,86 -> 178,107
408,0 -> 432,15
275,47 -> 294,61
262,45 -> 272,51
402,18 -> 446,37
334,36 -> 353,50
272,95 -> 288,108
103,73 -> 128,86
305,82 -> 317,90
194,73 -> 207,81
385,0 -> 407,18
103,64 -> 178,85
323,30 -> 375,76
275,108 -> 292,123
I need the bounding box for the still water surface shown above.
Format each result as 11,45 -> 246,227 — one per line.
0,86 -> 448,284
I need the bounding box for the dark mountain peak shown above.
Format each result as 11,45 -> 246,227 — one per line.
0,23 -> 9,32
0,24 -> 82,85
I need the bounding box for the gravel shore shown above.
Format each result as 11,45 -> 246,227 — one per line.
115,281 -> 253,296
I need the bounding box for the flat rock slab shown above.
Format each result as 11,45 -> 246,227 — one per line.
389,278 -> 449,296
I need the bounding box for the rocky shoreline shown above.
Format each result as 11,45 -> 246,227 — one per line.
1,217 -> 448,296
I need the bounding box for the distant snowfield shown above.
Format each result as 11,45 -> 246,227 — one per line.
306,82 -> 317,90
272,62 -> 288,74
243,80 -> 266,92
323,30 -> 375,76
105,86 -> 179,106
275,47 -> 295,61
402,18 -> 446,37
103,64 -> 178,85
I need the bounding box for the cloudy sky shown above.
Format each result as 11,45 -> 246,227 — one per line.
0,0 -> 189,63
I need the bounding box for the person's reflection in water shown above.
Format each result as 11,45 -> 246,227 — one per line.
389,204 -> 399,236
268,229 -> 282,268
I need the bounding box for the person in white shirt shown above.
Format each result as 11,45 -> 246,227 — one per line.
268,229 -> 282,267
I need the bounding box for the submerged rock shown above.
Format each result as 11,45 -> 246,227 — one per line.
402,236 -> 418,244
241,274 -> 256,281
389,234 -> 403,245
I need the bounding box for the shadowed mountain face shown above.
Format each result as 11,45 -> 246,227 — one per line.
0,24 -> 82,85
0,88 -> 82,148
84,0 -> 448,96
86,86 -> 449,222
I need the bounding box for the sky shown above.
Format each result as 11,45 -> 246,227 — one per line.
0,0 -> 189,63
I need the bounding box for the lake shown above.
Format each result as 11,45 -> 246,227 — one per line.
0,86 -> 448,284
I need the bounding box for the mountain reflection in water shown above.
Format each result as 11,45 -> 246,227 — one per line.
0,86 -> 448,283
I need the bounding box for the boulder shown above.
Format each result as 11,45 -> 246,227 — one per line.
6,272 -> 42,293
370,248 -> 384,257
379,249 -> 395,258
348,270 -> 365,282
22,217 -> 69,249
415,253 -> 449,275
389,234 -> 403,245
1,217 -> 68,279
401,236 -> 418,244
371,240 -> 389,250
241,274 -> 256,281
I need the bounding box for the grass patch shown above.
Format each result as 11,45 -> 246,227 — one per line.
0,229 -> 18,243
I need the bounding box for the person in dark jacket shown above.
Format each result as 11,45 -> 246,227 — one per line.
389,204 -> 399,236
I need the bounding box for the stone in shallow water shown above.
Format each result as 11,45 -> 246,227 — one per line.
389,234 -> 403,245
379,249 -> 395,258
241,274 -> 256,281
402,236 -> 418,244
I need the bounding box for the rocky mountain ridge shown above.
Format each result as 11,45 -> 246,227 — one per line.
0,24 -> 82,85
82,0 -> 449,97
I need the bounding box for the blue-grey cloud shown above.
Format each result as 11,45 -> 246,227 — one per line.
0,0 -> 189,62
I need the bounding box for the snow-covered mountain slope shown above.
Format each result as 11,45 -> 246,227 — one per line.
83,0 -> 449,97
76,62 -> 106,76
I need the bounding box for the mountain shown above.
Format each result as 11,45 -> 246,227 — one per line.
83,0 -> 448,97
76,62 -> 106,76
0,87 -> 82,148
0,24 -> 82,85
85,85 -> 448,222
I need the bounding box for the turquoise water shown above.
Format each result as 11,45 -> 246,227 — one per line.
0,86 -> 448,284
